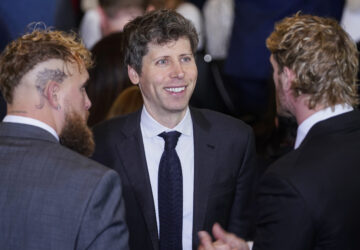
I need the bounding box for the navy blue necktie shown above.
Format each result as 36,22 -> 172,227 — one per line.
158,131 -> 183,250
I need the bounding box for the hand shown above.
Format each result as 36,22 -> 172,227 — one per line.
198,223 -> 250,250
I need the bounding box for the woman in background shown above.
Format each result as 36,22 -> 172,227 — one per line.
86,31 -> 132,126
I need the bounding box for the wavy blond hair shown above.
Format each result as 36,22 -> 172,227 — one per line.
0,28 -> 92,104
267,13 -> 359,109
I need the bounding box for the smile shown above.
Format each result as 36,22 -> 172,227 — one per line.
165,87 -> 185,93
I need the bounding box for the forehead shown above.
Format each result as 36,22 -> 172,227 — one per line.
145,37 -> 192,57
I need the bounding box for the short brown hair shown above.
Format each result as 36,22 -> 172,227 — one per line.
267,13 -> 359,108
123,9 -> 199,74
0,28 -> 92,104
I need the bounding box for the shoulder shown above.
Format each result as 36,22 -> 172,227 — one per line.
262,143 -> 324,196
191,108 -> 252,134
18,139 -> 119,192
49,142 -> 113,175
93,111 -> 140,138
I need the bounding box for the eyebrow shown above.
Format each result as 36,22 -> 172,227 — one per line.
180,53 -> 193,56
152,55 -> 169,62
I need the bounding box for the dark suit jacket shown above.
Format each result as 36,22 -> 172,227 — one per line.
92,108 -> 258,250
254,110 -> 360,250
0,122 -> 129,250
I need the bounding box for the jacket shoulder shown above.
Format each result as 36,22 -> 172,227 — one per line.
191,107 -> 253,134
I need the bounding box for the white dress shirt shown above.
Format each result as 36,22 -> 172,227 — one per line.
140,106 -> 194,250
294,104 -> 353,149
3,115 -> 59,141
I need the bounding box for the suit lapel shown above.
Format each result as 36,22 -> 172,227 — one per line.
115,112 -> 159,250
190,109 -> 217,246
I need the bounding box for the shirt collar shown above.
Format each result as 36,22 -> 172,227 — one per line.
140,106 -> 193,138
3,115 -> 59,141
294,103 -> 353,149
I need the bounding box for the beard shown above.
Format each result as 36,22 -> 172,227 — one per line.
59,111 -> 95,157
275,79 -> 293,118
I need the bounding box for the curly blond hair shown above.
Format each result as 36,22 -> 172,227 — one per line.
267,13 -> 359,109
0,28 -> 92,104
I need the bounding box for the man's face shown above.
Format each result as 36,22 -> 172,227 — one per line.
59,64 -> 94,156
129,37 -> 197,122
270,55 -> 292,117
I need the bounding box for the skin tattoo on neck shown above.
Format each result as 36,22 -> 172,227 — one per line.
35,68 -> 67,109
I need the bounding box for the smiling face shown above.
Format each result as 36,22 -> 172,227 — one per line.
128,37 -> 197,126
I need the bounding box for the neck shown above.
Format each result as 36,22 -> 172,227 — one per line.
145,106 -> 187,129
7,104 -> 59,134
293,97 -> 325,125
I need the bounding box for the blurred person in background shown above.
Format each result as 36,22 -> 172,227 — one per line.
79,0 -> 146,48
165,0 -> 204,51
86,31 -> 132,127
107,85 -> 143,118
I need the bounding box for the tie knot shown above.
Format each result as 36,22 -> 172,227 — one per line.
159,131 -> 181,151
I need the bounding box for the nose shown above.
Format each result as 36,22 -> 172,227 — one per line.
171,61 -> 185,79
85,92 -> 92,110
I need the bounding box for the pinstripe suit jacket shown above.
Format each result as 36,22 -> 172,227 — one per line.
0,122 -> 129,250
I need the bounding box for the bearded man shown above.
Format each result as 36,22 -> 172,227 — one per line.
0,29 -> 129,250
199,13 -> 360,250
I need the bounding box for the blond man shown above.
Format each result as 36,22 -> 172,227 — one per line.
199,13 -> 360,250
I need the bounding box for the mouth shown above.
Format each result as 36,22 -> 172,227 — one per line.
164,86 -> 186,94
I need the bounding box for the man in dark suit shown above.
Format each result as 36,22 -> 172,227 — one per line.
0,29 -> 129,249
92,9 -> 257,250
199,13 -> 360,250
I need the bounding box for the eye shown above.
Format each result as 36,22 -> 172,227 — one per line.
181,56 -> 192,63
156,58 -> 168,65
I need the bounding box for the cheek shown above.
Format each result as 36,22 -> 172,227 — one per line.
186,66 -> 198,81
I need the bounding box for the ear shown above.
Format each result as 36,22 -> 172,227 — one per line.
46,81 -> 61,110
282,66 -> 295,92
128,65 -> 140,85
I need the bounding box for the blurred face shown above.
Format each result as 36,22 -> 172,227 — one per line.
103,7 -> 144,35
128,37 -> 197,124
270,55 -> 292,117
